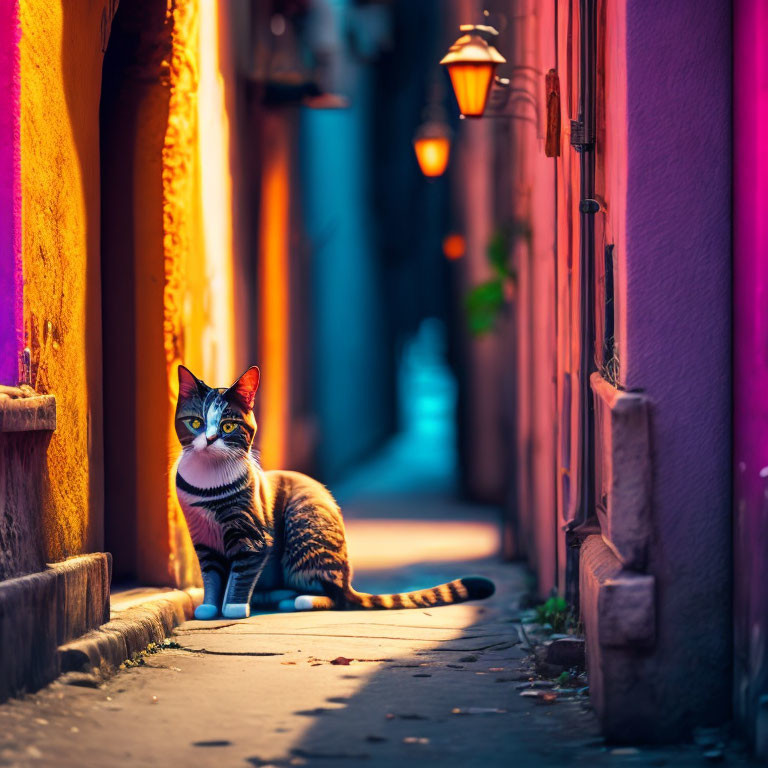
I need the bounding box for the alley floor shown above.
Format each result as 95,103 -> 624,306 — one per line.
0,487 -> 757,767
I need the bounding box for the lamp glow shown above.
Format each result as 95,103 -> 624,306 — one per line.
413,122 -> 451,177
440,25 -> 506,118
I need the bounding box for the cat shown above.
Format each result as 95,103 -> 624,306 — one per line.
174,365 -> 495,620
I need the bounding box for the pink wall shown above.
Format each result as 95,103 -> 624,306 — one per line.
0,0 -> 21,385
505,0 -> 558,593
733,0 -> 768,749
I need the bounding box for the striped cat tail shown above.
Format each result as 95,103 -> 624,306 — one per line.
341,576 -> 494,610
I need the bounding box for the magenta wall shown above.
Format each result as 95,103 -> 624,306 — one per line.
733,0 -> 768,748
0,0 -> 21,385
622,0 -> 732,733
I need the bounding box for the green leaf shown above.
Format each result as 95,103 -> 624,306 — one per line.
465,279 -> 505,336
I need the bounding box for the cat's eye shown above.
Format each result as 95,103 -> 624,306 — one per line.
221,422 -> 237,434
185,417 -> 203,432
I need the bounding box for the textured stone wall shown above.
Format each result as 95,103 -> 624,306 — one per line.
19,0 -> 112,562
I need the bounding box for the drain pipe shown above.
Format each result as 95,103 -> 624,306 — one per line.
565,0 -> 598,610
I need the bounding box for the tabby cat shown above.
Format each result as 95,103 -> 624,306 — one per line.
174,365 -> 495,619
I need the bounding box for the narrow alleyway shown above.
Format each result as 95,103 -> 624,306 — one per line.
0,319 -> 756,767
0,420 -> 755,767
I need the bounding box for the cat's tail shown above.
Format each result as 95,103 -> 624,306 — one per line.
340,576 -> 495,610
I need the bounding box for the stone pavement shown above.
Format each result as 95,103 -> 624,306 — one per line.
0,492 -> 757,767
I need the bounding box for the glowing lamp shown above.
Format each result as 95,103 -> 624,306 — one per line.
442,233 -> 466,260
413,122 -> 451,177
440,24 -> 506,118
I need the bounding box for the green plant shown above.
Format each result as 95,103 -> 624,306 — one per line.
534,595 -> 572,634
465,223 -> 526,337
556,671 -> 571,686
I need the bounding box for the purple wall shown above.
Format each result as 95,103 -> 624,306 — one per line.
623,0 -> 732,733
0,0 -> 21,385
733,0 -> 768,749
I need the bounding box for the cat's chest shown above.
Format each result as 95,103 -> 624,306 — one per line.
177,495 -> 225,552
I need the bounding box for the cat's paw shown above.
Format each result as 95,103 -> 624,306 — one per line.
222,603 -> 251,619
194,603 -> 219,620
294,595 -> 316,611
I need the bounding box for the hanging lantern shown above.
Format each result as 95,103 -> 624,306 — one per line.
413,122 -> 451,177
440,24 -> 506,118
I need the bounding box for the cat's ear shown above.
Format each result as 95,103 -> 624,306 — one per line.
226,366 -> 260,411
178,365 -> 203,400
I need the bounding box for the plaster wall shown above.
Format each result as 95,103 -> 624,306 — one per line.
620,0 -> 732,733
20,0 -> 111,562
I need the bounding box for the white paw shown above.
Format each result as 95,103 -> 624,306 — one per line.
194,603 -> 219,620
222,603 -> 251,619
294,595 -> 315,611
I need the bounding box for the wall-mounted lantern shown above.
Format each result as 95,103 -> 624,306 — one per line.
440,24 -> 506,118
413,121 -> 451,177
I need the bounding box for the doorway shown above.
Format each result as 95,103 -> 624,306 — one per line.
100,0 -> 173,585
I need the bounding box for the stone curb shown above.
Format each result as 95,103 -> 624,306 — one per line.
59,589 -> 202,677
0,553 -> 111,702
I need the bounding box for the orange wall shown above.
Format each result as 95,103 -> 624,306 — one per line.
20,0 -> 112,562
19,0 -> 247,587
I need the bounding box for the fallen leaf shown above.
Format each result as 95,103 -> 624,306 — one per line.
330,657 -> 351,666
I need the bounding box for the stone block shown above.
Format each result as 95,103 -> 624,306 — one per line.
0,553 -> 111,702
581,535 -> 655,649
544,636 -> 586,670
580,536 -> 658,743
0,395 -> 56,433
51,554 -> 111,645
591,372 -> 651,569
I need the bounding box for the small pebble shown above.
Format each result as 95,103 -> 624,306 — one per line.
151,695 -> 159,704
